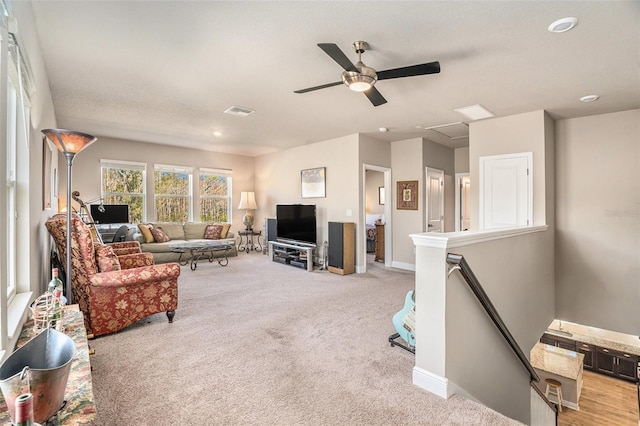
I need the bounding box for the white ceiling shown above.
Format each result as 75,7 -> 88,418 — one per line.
29,1 -> 639,157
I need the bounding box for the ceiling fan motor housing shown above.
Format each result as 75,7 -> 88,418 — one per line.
342,41 -> 378,92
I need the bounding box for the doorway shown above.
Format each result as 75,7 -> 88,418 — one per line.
425,167 -> 444,232
455,173 -> 471,231
362,164 -> 391,273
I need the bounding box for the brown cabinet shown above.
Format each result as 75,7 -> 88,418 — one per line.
374,223 -> 384,262
576,342 -> 595,371
595,347 -> 638,382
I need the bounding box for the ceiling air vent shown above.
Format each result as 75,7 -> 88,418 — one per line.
224,106 -> 255,117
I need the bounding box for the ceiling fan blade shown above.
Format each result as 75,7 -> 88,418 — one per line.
294,81 -> 343,94
318,43 -> 358,72
377,61 -> 441,81
364,87 -> 387,107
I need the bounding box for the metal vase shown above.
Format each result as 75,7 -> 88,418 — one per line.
0,328 -> 76,424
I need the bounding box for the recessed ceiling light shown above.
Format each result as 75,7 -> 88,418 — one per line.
548,17 -> 578,33
579,95 -> 599,103
213,131 -> 222,137
379,127 -> 389,133
454,104 -> 495,121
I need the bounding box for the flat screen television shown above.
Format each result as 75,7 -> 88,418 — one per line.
90,204 -> 130,224
276,204 -> 317,246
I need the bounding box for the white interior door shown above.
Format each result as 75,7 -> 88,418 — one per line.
455,174 -> 471,231
426,168 -> 444,232
479,152 -> 532,229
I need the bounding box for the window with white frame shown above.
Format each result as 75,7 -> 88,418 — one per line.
3,7 -> 34,304
100,160 -> 146,224
154,164 -> 192,222
5,82 -> 18,301
199,168 -> 232,222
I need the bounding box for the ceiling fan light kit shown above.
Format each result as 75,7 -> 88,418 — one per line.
342,68 -> 377,92
294,40 -> 440,106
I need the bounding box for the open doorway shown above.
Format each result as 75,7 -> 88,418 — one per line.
455,173 -> 471,231
362,164 -> 391,272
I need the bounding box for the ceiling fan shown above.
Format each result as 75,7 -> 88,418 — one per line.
294,41 -> 440,107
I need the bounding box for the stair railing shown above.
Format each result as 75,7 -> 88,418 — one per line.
446,253 -> 558,423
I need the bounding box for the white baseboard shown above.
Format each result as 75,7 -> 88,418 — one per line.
391,261 -> 415,271
413,366 -> 450,399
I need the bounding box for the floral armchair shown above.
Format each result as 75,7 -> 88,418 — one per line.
46,213 -> 180,337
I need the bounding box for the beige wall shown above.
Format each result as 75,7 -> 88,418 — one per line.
391,138 -> 424,268
424,140 -> 455,232
255,134 -> 360,259
61,137 -> 255,230
365,171 -> 384,215
469,110 -> 553,229
444,229 -> 554,423
555,109 -> 640,334
454,147 -> 470,173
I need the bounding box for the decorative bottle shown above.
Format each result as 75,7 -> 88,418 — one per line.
48,268 -> 64,329
48,268 -> 63,294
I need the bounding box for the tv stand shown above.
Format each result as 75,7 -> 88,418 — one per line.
268,240 -> 315,272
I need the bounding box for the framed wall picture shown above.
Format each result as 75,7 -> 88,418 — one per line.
301,167 -> 326,198
397,180 -> 418,210
378,186 -> 385,205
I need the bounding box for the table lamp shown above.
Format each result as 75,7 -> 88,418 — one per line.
238,191 -> 258,231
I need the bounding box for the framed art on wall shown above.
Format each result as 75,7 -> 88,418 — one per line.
397,180 -> 418,210
378,186 -> 385,205
301,167 -> 326,198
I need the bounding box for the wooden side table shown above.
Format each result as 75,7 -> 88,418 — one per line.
0,306 -> 97,425
375,223 -> 385,262
237,230 -> 262,253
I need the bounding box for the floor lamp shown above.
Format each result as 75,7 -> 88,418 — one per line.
42,129 -> 97,304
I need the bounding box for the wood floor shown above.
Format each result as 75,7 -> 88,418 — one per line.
559,370 -> 638,426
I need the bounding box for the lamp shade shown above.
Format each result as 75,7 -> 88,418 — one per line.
238,191 -> 258,210
42,129 -> 96,154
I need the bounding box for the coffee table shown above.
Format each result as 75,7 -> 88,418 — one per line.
170,241 -> 233,270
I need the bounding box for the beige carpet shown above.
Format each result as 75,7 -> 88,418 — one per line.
90,253 -> 521,425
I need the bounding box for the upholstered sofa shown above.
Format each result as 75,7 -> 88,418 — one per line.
133,222 -> 238,264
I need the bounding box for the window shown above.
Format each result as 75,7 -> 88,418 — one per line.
5,83 -> 18,300
100,160 -> 146,224
154,164 -> 192,222
199,168 -> 232,222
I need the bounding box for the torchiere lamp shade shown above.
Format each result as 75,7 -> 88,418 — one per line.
42,129 -> 97,154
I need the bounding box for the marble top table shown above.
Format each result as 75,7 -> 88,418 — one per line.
0,308 -> 97,425
530,342 -> 584,411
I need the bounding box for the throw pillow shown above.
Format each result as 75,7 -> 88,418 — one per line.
95,244 -> 121,272
220,223 -> 231,239
204,224 -> 223,240
149,226 -> 171,243
138,223 -> 155,243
